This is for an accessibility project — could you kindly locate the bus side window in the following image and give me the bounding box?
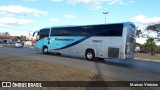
[39,29,50,39]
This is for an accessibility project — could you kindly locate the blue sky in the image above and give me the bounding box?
[0,0,160,42]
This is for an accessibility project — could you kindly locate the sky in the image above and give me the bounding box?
[0,0,160,44]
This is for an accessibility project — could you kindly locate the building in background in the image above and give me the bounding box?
[0,35,19,44]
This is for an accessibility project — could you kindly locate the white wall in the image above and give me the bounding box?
[24,41,32,46]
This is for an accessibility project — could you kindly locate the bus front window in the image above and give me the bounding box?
[36,34,40,41]
[32,31,39,42]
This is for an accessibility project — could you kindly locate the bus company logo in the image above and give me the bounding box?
[92,40,102,43]
[55,38,74,41]
[2,82,11,87]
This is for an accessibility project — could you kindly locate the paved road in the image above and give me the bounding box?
[0,46,160,81]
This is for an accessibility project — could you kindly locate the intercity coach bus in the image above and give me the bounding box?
[32,22,136,60]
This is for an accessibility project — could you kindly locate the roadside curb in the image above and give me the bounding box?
[1,44,14,47]
[24,45,34,48]
[135,58,160,62]
[104,59,160,74]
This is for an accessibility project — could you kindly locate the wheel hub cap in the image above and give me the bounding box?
[87,52,93,59]
[44,48,48,52]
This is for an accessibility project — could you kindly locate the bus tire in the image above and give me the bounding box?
[85,49,96,61]
[43,46,49,54]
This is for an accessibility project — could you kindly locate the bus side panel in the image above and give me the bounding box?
[48,36,85,50]
[55,37,123,59]
[34,38,45,50]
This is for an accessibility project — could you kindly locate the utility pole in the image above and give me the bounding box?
[103,12,109,24]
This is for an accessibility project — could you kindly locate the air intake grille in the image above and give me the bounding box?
[108,47,119,58]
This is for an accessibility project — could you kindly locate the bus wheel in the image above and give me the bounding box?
[85,49,95,61]
[43,46,49,54]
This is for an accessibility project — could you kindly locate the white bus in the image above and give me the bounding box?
[33,22,136,60]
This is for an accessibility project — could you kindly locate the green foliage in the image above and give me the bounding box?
[144,38,157,56]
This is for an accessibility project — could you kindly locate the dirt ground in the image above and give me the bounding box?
[0,60,153,90]
[0,60,116,81]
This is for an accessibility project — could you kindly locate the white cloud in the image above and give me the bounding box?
[131,15,160,24]
[24,0,38,1]
[68,0,81,4]
[129,0,135,3]
[107,0,126,5]
[68,0,105,10]
[67,0,134,10]
[65,14,77,18]
[51,0,62,2]
[68,0,104,4]
[0,5,48,16]
[51,18,59,22]
[0,17,34,26]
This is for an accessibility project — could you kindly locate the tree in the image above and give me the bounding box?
[4,32,10,36]
[20,35,29,41]
[144,38,157,56]
[136,23,160,39]
[0,32,10,36]
[136,29,143,38]
[135,23,160,55]
[146,23,160,41]
[146,23,160,31]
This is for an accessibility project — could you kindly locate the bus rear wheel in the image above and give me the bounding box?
[85,49,95,61]
[43,46,49,54]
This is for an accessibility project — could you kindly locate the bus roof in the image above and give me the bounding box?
[38,22,135,30]
[51,22,135,28]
